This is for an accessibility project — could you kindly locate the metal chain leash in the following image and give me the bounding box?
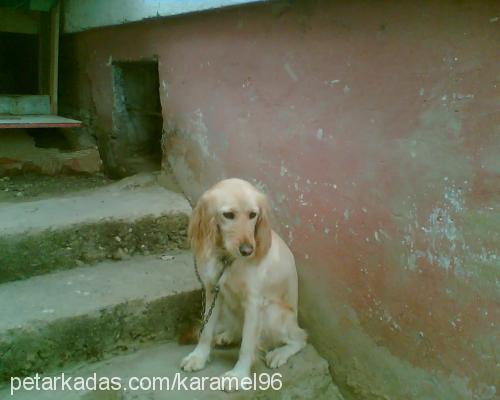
[193,255,233,335]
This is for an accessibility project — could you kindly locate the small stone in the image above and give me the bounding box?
[83,249,104,262]
[112,248,129,260]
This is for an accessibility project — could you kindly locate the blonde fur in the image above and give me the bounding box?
[181,178,307,391]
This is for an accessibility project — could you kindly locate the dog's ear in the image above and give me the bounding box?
[188,193,217,262]
[254,193,272,261]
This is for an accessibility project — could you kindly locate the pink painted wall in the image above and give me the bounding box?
[60,1,499,398]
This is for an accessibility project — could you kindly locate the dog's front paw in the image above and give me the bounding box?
[221,369,250,392]
[180,349,208,372]
[265,347,290,369]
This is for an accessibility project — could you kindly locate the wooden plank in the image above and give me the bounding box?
[49,1,60,114]
[0,95,51,115]
[0,115,81,129]
[38,12,51,94]
[0,7,40,34]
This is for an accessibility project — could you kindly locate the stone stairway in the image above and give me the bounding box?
[0,173,342,399]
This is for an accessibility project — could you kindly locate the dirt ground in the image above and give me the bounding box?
[0,173,113,202]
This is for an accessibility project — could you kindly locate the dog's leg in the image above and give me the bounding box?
[222,297,261,391]
[265,304,307,369]
[180,287,220,372]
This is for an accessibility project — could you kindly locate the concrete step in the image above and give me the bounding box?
[0,251,201,383]
[0,114,82,129]
[1,342,344,400]
[0,173,191,283]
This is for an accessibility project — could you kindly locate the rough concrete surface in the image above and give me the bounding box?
[0,174,190,236]
[0,173,191,282]
[0,173,112,203]
[0,252,201,382]
[1,342,343,400]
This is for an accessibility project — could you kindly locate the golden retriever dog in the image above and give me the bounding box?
[180,178,307,389]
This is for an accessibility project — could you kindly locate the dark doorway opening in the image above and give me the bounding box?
[111,60,163,175]
[0,32,39,94]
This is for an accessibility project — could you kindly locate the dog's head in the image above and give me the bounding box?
[188,178,272,263]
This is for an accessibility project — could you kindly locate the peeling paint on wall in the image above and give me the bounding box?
[401,181,499,287]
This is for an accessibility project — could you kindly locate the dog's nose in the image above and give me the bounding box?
[239,243,254,257]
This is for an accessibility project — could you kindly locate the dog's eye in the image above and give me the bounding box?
[223,212,235,220]
[249,211,257,219]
